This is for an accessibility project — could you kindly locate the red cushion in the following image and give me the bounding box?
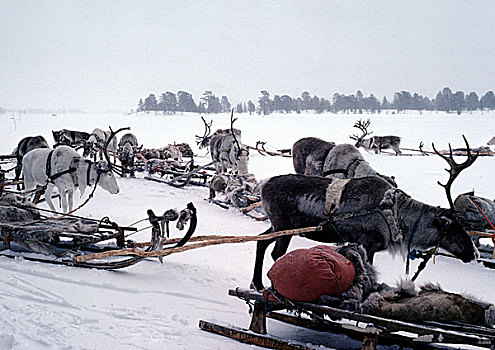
[267,245,356,302]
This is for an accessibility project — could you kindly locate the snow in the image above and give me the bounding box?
[1,110,494,349]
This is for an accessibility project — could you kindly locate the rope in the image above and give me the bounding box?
[470,199,495,244]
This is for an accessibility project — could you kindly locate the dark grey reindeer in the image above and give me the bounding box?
[251,137,479,290]
[13,136,50,190]
[350,119,402,156]
[52,129,90,147]
[117,133,140,177]
[292,137,396,187]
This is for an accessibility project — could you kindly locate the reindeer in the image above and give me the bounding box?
[251,137,479,290]
[292,137,336,175]
[117,133,139,177]
[22,146,120,213]
[196,111,249,175]
[13,136,50,190]
[292,138,396,186]
[350,119,402,155]
[322,143,397,186]
[52,129,90,147]
[84,128,118,161]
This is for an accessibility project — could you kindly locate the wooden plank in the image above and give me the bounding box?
[199,320,312,350]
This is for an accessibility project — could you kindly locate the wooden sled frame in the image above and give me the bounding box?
[199,288,495,350]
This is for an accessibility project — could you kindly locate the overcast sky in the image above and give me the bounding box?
[1,1,494,112]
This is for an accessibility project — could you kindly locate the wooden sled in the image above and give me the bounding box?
[0,203,197,269]
[199,288,495,350]
[145,160,215,188]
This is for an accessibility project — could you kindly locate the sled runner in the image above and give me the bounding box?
[200,288,495,350]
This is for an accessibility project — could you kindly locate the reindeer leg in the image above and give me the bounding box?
[15,161,22,190]
[271,236,293,261]
[45,184,57,212]
[251,227,275,291]
[60,189,68,213]
[67,189,74,212]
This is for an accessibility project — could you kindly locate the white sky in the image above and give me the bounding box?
[1,0,494,112]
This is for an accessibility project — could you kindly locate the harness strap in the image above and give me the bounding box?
[86,160,93,186]
[45,151,78,183]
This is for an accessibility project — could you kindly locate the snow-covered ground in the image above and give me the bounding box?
[1,110,494,349]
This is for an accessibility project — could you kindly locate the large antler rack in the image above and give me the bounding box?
[103,126,130,177]
[195,117,213,146]
[350,118,372,141]
[230,109,242,160]
[432,135,479,209]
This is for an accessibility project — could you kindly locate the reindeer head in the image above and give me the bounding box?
[196,117,213,149]
[432,136,479,262]
[350,119,373,148]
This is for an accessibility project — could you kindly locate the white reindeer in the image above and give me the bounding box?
[23,146,120,213]
[84,128,118,161]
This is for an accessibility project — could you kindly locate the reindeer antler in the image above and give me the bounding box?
[195,117,212,145]
[102,126,130,176]
[432,135,478,209]
[350,119,372,141]
[230,109,242,160]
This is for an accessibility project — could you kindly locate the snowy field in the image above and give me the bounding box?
[1,110,495,349]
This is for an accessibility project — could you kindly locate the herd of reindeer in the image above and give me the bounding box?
[5,116,495,294]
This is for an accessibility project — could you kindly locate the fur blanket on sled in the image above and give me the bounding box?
[315,243,495,327]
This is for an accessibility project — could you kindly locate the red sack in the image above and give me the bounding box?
[267,245,356,302]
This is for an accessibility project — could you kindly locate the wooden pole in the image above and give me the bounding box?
[75,226,320,262]
[199,320,311,350]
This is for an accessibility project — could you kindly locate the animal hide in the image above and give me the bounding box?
[0,194,40,222]
[323,179,350,215]
[317,244,379,311]
[361,280,495,327]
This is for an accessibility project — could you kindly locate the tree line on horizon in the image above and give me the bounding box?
[135,87,495,115]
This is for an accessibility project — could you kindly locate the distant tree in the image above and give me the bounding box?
[465,92,479,111]
[293,97,303,113]
[272,95,282,113]
[258,90,271,115]
[301,91,311,111]
[159,91,177,114]
[280,95,293,113]
[480,91,495,110]
[381,97,391,110]
[434,87,454,112]
[177,91,198,113]
[452,91,466,114]
[144,94,157,111]
[137,98,145,112]
[220,96,231,113]
[198,101,206,114]
[201,91,221,113]
[236,102,244,113]
[247,100,255,115]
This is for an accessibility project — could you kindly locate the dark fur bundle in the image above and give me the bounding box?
[317,244,380,310]
[361,279,495,327]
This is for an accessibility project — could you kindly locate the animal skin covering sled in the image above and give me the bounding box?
[0,195,197,269]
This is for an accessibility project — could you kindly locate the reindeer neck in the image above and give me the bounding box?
[395,193,438,245]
